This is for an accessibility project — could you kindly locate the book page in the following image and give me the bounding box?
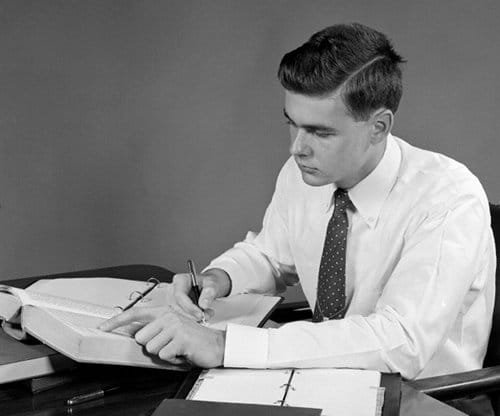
[28,278,171,310]
[188,368,292,405]
[284,368,382,416]
[3,286,116,319]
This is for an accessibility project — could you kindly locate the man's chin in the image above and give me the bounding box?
[300,171,330,187]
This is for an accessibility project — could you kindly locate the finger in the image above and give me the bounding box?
[160,354,185,366]
[143,329,174,355]
[173,273,205,319]
[134,320,163,345]
[172,273,192,293]
[158,340,184,364]
[198,284,217,310]
[202,307,215,320]
[98,307,161,332]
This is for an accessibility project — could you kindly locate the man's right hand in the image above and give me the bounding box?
[172,268,232,321]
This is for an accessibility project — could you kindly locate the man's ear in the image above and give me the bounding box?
[370,109,393,143]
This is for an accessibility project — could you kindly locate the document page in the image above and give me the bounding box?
[284,368,382,416]
[28,278,170,310]
[188,368,292,405]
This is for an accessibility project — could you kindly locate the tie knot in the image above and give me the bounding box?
[334,188,350,210]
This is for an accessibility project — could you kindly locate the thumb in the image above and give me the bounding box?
[198,285,217,309]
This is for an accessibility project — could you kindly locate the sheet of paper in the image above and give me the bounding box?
[284,368,382,416]
[189,368,292,405]
[207,294,280,330]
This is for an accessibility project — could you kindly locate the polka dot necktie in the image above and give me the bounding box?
[312,188,351,322]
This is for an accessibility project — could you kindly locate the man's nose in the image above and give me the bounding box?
[290,129,311,156]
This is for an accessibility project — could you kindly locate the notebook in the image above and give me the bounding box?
[187,368,385,416]
[0,278,282,373]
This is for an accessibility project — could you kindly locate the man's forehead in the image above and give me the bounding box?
[284,90,349,124]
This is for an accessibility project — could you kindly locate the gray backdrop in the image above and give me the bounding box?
[1,0,499,285]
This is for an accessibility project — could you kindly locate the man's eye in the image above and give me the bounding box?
[314,131,332,138]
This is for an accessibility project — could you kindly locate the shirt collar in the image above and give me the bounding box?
[325,134,401,229]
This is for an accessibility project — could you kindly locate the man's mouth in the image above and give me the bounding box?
[298,164,318,174]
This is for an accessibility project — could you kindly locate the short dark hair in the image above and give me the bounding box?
[278,23,405,121]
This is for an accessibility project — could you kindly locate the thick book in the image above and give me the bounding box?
[187,368,387,416]
[0,278,282,374]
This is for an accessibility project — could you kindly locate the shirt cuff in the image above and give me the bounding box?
[223,323,269,368]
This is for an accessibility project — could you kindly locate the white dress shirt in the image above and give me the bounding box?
[206,134,496,379]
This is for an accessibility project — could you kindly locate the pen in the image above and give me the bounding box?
[66,385,120,406]
[187,259,206,323]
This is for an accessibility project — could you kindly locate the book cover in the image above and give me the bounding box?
[0,329,75,384]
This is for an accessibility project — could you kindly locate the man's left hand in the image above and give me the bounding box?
[98,306,225,368]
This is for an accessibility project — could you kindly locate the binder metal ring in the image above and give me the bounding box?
[115,277,161,312]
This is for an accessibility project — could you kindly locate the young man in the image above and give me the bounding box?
[101,23,495,380]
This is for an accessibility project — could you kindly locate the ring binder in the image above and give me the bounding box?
[114,277,161,311]
[128,290,145,301]
[186,367,388,416]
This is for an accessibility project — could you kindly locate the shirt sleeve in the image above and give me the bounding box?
[205,161,297,296]
[224,194,494,379]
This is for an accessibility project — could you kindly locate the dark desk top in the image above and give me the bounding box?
[0,365,192,416]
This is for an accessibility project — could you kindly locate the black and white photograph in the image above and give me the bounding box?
[1,1,499,415]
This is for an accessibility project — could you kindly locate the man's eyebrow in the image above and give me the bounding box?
[282,108,338,132]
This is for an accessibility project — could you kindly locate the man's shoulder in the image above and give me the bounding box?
[392,135,488,212]
[394,135,481,189]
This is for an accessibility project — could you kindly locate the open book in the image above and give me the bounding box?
[0,278,282,372]
[187,368,385,416]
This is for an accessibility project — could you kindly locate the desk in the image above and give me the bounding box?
[0,268,466,416]
[0,370,465,416]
